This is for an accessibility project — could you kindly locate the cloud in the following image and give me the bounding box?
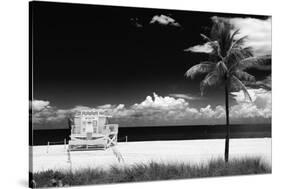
[184,42,214,53]
[213,16,272,56]
[31,100,50,111]
[97,104,114,109]
[169,93,202,100]
[230,17,271,56]
[187,17,271,56]
[200,105,225,119]
[133,93,188,110]
[31,100,93,124]
[230,88,271,119]
[244,75,271,90]
[32,89,271,128]
[150,14,180,27]
[31,100,59,124]
[111,93,203,125]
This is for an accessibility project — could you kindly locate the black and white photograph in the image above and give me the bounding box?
[29,1,271,188]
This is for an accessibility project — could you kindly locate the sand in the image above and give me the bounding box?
[31,138,271,173]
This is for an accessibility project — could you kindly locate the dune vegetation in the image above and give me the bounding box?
[31,157,271,188]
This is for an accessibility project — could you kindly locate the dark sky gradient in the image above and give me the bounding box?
[30,2,270,128]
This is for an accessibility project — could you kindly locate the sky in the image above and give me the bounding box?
[30,2,271,129]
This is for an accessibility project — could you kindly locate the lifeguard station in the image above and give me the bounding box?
[68,110,118,151]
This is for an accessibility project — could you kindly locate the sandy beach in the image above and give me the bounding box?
[31,138,271,173]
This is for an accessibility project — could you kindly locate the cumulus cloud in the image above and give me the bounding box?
[184,42,214,53]
[150,14,180,27]
[227,17,271,56]
[31,100,93,124]
[31,100,56,123]
[32,89,271,128]
[187,16,271,56]
[134,93,188,109]
[211,16,271,56]
[31,100,50,111]
[230,88,271,119]
[200,105,225,119]
[110,93,203,125]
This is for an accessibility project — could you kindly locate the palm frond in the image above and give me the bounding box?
[231,75,252,101]
[218,25,233,56]
[233,70,255,82]
[200,34,211,42]
[229,29,240,45]
[231,35,248,49]
[185,61,215,79]
[227,47,254,71]
[239,54,271,70]
[226,29,242,55]
[216,61,228,75]
[228,47,253,63]
[229,47,253,59]
[207,41,223,60]
[200,71,222,96]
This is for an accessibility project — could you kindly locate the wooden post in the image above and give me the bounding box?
[64,139,66,149]
[97,111,99,134]
[67,149,72,173]
[125,136,128,143]
[47,141,50,153]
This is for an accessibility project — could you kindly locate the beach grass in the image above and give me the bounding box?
[31,157,271,188]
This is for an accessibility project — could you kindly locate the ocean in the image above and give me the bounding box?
[30,124,271,146]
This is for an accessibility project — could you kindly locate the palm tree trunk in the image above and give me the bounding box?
[224,74,230,163]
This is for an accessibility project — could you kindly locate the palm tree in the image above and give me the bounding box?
[185,19,270,162]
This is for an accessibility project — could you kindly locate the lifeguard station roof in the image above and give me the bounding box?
[74,110,112,117]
